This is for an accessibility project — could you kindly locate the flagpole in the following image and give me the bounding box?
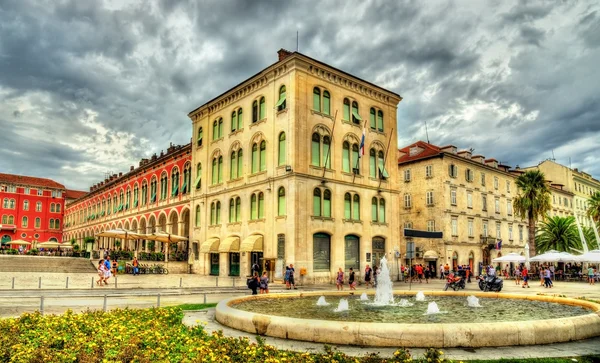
[377,128,394,191]
[352,119,368,184]
[321,110,338,179]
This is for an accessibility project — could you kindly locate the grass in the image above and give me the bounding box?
[463,357,600,363]
[173,303,217,310]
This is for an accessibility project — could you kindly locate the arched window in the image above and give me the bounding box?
[344,193,351,219]
[378,150,385,179]
[345,235,360,270]
[195,205,200,227]
[371,197,378,222]
[251,194,257,220]
[35,217,41,228]
[7,215,13,224]
[313,188,322,217]
[212,158,218,185]
[370,108,376,130]
[218,118,223,138]
[276,85,286,111]
[218,156,223,183]
[323,91,330,115]
[251,143,259,173]
[353,194,360,220]
[237,108,243,130]
[160,173,168,200]
[125,188,131,209]
[377,110,384,131]
[141,181,148,205]
[259,97,266,119]
[50,203,56,213]
[237,149,243,177]
[1,215,7,224]
[133,184,139,207]
[195,163,202,190]
[56,204,61,213]
[9,199,15,209]
[229,198,235,223]
[258,192,264,218]
[317,189,331,217]
[342,142,350,173]
[278,132,286,166]
[210,202,216,225]
[235,197,241,222]
[183,164,191,194]
[119,190,125,209]
[311,133,331,168]
[313,87,321,112]
[150,177,158,202]
[197,127,203,147]
[351,101,361,124]
[22,216,28,228]
[379,198,386,223]
[230,151,238,180]
[36,201,42,212]
[344,193,360,221]
[2,199,7,208]
[212,120,218,140]
[343,98,350,121]
[231,110,238,132]
[55,219,60,229]
[252,100,258,123]
[369,149,377,178]
[171,168,180,197]
[23,200,29,211]
[260,141,266,171]
[278,187,286,216]
[49,219,55,229]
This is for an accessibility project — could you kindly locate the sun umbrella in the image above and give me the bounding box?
[530,250,579,263]
[96,229,143,240]
[143,231,188,262]
[576,250,600,263]
[9,240,31,246]
[492,252,526,263]
[38,241,61,248]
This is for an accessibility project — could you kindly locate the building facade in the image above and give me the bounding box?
[188,49,402,282]
[0,173,66,246]
[397,141,528,274]
[522,160,600,228]
[63,143,192,254]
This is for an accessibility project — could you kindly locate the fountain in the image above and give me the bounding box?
[360,293,369,301]
[372,257,394,305]
[467,295,482,307]
[316,296,329,306]
[415,291,426,301]
[333,298,349,312]
[425,302,441,315]
[216,256,600,347]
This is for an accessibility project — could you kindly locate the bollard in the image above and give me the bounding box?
[38,277,41,289]
[11,277,14,290]
[157,293,161,308]
[66,277,69,289]
[115,277,117,289]
[179,277,182,288]
[40,296,44,315]
[91,277,95,288]
[216,277,218,287]
[103,295,107,312]
[203,293,206,304]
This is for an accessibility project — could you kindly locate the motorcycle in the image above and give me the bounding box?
[476,274,503,292]
[443,273,465,291]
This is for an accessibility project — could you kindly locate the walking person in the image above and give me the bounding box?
[439,264,445,280]
[103,256,112,285]
[132,257,139,276]
[288,264,297,289]
[248,272,260,295]
[424,266,430,284]
[284,266,291,289]
[96,260,105,286]
[588,266,596,285]
[521,266,530,288]
[259,271,269,294]
[349,267,356,290]
[364,265,373,288]
[515,266,521,285]
[544,267,553,288]
[336,267,344,291]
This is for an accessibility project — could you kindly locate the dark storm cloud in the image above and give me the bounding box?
[0,0,599,190]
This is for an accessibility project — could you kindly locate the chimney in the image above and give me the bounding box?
[151,153,157,161]
[485,159,498,169]
[130,166,134,172]
[440,145,457,154]
[471,155,485,164]
[167,143,176,154]
[118,172,123,177]
[457,150,472,159]
[277,48,292,61]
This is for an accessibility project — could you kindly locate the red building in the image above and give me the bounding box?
[64,143,192,254]
[0,173,66,248]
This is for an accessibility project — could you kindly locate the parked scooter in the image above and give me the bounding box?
[476,274,503,292]
[443,273,465,291]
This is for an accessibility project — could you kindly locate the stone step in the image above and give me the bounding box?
[0,255,96,273]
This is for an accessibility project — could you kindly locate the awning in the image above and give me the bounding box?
[172,184,178,196]
[200,238,220,253]
[352,109,362,121]
[218,236,240,253]
[240,235,264,252]
[275,92,286,107]
[0,224,16,231]
[194,176,201,189]
[423,250,439,260]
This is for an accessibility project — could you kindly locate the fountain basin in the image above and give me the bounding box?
[215,291,600,348]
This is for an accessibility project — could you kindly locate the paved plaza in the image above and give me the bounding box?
[1,272,599,360]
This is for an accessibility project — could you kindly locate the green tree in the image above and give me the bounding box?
[536,216,581,253]
[587,191,600,223]
[513,170,552,257]
[581,226,598,250]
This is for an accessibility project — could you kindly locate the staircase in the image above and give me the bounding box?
[0,255,96,273]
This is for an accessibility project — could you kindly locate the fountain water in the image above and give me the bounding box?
[415,291,426,301]
[360,293,369,301]
[467,295,482,307]
[316,296,330,306]
[425,302,440,314]
[334,298,349,312]
[373,257,394,306]
[398,299,414,307]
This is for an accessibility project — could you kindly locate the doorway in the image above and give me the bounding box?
[250,251,263,275]
[229,253,240,276]
[372,237,385,266]
[210,253,219,276]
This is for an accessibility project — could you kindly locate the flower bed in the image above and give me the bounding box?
[0,307,448,362]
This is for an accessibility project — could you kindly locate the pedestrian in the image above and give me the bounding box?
[288,264,297,289]
[132,257,139,276]
[544,267,553,288]
[514,265,521,285]
[112,257,118,276]
[103,256,112,285]
[252,261,260,276]
[424,266,430,284]
[522,265,530,288]
[439,264,445,280]
[336,267,344,291]
[248,272,260,295]
[260,271,269,294]
[349,267,356,290]
[444,263,450,277]
[588,265,595,285]
[364,265,373,288]
[415,264,423,283]
[284,266,291,289]
[466,264,471,283]
[96,260,105,286]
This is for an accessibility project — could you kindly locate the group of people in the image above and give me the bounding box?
[335,264,380,290]
[96,255,116,286]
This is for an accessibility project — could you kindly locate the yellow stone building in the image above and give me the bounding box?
[187,50,402,282]
[397,141,528,275]
[522,160,600,228]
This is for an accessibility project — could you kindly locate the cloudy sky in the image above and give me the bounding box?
[1,0,599,191]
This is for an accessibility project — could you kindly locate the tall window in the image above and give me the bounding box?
[311,133,331,168]
[236,150,243,178]
[494,176,499,189]
[313,188,331,217]
[230,151,238,180]
[171,168,180,197]
[125,189,131,209]
[404,169,411,182]
[343,98,350,121]
[313,87,331,115]
[278,187,286,216]
[160,173,168,200]
[468,219,474,237]
[212,117,224,140]
[425,165,433,178]
[36,201,42,212]
[50,204,56,213]
[344,193,360,220]
[229,197,242,222]
[451,217,458,236]
[250,192,265,220]
[495,198,500,213]
[259,97,266,120]
[482,194,487,211]
[351,101,361,124]
[278,132,286,166]
[404,194,412,208]
[35,217,41,228]
[133,184,139,207]
[508,224,513,240]
[426,191,434,206]
[210,201,221,225]
[119,191,124,210]
[22,216,28,228]
[313,233,331,272]
[371,197,386,223]
[23,200,29,211]
[2,199,7,208]
[427,220,435,232]
[449,164,458,178]
[466,169,474,182]
[370,108,383,131]
[342,141,360,174]
[231,110,238,132]
[251,142,266,173]
[49,219,55,229]
[195,205,201,227]
[252,100,259,123]
[212,156,223,184]
[150,178,157,203]
[481,172,486,186]
[467,192,473,208]
[197,127,203,147]
[141,181,148,205]
[507,201,513,215]
[376,110,383,131]
[195,163,202,190]
[182,164,191,194]
[496,222,501,238]
[313,87,321,112]
[276,85,286,111]
[450,189,457,205]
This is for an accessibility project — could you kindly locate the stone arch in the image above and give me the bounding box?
[342,132,360,144]
[168,210,179,235]
[311,123,331,137]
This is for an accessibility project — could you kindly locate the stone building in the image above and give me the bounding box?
[63,143,192,255]
[522,160,600,228]
[188,49,402,282]
[397,141,528,275]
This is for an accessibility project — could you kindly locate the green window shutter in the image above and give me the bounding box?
[212,159,217,184]
[216,203,221,224]
[278,194,285,216]
[275,92,286,107]
[311,137,320,166]
[133,200,138,208]
[251,195,257,220]
[252,145,258,173]
[260,143,266,171]
[323,91,330,115]
[313,89,320,111]
[351,109,362,121]
[231,113,237,132]
[323,141,331,169]
[259,98,266,119]
[258,194,264,218]
[344,194,351,219]
[212,122,217,140]
[218,158,223,183]
[218,120,223,138]
[151,191,156,203]
[118,204,123,211]
[195,175,201,189]
[171,184,178,197]
[370,108,376,129]
[237,109,243,130]
[379,167,390,179]
[278,134,286,166]
[342,144,350,172]
[181,179,187,194]
[230,153,237,180]
[229,199,235,223]
[370,154,376,178]
[351,145,359,173]
[323,196,331,217]
[313,194,321,217]
[343,103,350,121]
[237,150,243,177]
[235,198,241,222]
[371,199,378,222]
[377,111,384,131]
[379,200,386,223]
[353,195,360,220]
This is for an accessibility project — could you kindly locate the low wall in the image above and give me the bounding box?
[216,291,600,348]
[113,260,190,274]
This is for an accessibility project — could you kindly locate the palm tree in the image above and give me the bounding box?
[587,191,600,223]
[581,226,598,250]
[536,216,581,253]
[513,170,552,257]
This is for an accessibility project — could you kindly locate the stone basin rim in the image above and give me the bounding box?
[215,290,600,348]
